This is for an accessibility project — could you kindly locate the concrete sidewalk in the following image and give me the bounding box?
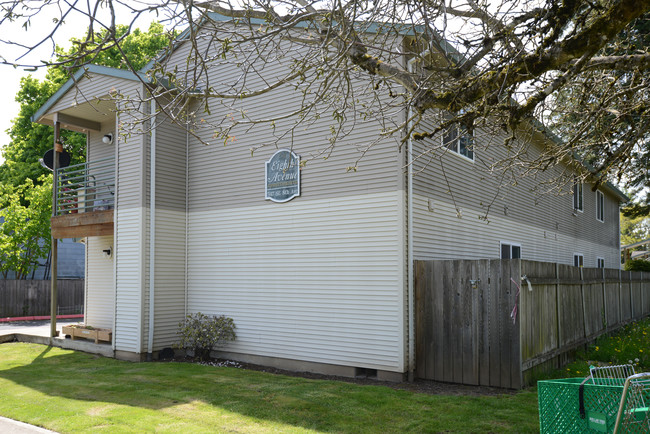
[0,319,82,337]
[0,416,56,433]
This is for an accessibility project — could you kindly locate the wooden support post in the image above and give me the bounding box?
[50,120,60,338]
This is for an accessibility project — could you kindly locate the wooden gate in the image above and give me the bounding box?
[415,259,522,389]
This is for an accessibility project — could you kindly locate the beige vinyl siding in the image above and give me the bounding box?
[185,117,405,371]
[411,115,621,266]
[171,26,406,371]
[85,236,114,329]
[114,82,148,354]
[151,115,187,350]
[88,128,116,162]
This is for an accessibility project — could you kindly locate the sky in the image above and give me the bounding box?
[0,2,163,164]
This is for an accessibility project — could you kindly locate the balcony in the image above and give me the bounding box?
[51,157,115,239]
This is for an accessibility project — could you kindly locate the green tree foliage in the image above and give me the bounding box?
[0,176,52,279]
[624,259,650,272]
[0,22,172,189]
[546,13,650,216]
[0,22,173,278]
[621,214,650,246]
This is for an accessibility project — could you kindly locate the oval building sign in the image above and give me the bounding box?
[265,149,300,203]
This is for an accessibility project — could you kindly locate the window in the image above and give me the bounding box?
[596,190,604,222]
[501,243,521,259]
[442,113,474,160]
[597,257,605,269]
[573,254,584,267]
[573,180,583,211]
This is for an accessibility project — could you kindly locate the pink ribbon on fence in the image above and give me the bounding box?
[510,277,521,325]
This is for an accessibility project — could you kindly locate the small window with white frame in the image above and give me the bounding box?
[596,190,604,222]
[442,112,474,161]
[573,253,584,267]
[500,242,521,259]
[597,257,605,269]
[573,179,583,212]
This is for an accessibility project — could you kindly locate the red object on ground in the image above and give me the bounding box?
[0,314,84,323]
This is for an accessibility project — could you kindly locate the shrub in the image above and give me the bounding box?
[175,312,236,361]
[623,258,650,272]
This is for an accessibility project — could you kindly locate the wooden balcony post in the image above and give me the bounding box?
[50,120,60,338]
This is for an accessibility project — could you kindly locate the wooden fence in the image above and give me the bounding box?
[0,279,84,318]
[415,259,650,389]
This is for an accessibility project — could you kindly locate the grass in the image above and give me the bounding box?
[0,343,539,433]
[541,316,650,380]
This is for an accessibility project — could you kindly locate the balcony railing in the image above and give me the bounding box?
[55,157,115,216]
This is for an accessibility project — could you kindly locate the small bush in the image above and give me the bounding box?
[175,312,236,361]
[623,258,650,272]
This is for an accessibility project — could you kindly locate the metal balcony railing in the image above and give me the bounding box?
[55,157,115,216]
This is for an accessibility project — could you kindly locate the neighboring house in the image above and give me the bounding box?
[0,216,84,280]
[31,15,626,380]
[622,239,650,263]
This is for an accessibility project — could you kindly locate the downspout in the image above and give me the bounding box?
[147,99,157,359]
[50,117,61,338]
[184,116,189,318]
[406,57,416,381]
[113,106,119,351]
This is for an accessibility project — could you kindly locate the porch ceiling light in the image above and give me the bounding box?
[102,133,113,144]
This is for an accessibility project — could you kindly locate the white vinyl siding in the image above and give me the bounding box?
[84,235,114,329]
[114,82,148,354]
[187,192,404,371]
[151,115,187,350]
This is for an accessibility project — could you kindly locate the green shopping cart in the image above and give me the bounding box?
[538,364,650,433]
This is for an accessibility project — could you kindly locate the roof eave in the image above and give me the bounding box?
[31,64,148,124]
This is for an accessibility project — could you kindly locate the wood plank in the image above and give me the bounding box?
[414,261,425,379]
[51,209,114,239]
[499,260,512,389]
[510,259,522,390]
[432,260,445,381]
[51,209,114,227]
[452,261,464,384]
[461,260,478,385]
[51,222,114,239]
[478,259,490,386]
[488,259,502,387]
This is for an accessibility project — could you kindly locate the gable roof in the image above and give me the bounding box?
[33,14,628,203]
[31,64,148,124]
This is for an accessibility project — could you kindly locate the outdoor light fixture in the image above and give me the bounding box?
[102,133,114,144]
[102,247,113,258]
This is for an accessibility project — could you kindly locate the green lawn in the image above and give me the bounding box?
[0,343,539,433]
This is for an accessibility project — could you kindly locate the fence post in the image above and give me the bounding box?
[618,268,622,325]
[555,263,561,356]
[602,266,607,334]
[629,271,634,321]
[580,266,587,340]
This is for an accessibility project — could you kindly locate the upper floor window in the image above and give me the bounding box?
[597,257,605,268]
[573,180,583,211]
[596,190,604,222]
[442,113,474,161]
[501,242,521,259]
